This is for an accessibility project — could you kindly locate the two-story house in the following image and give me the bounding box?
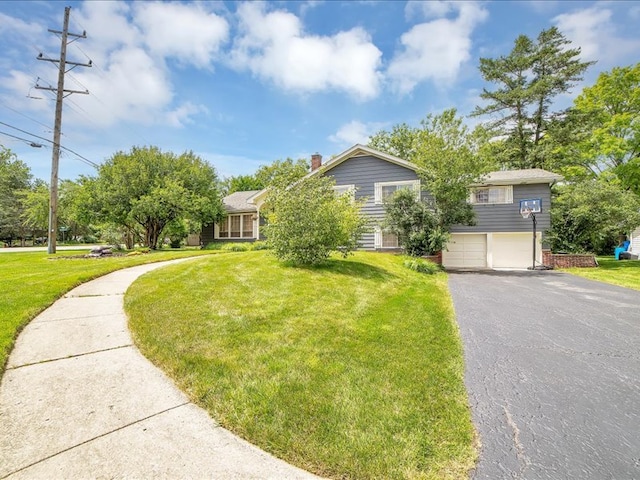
[202,144,562,269]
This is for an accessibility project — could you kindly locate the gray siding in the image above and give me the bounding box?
[451,184,552,234]
[325,155,419,249]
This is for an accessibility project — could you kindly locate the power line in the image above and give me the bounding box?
[0,99,53,131]
[0,121,98,168]
[0,130,46,148]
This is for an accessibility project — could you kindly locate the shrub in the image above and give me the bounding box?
[221,243,252,252]
[251,241,270,251]
[263,175,369,265]
[403,257,442,274]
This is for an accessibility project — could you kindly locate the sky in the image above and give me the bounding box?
[1,0,639,183]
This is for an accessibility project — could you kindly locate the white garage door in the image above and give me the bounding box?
[443,234,487,268]
[492,233,541,269]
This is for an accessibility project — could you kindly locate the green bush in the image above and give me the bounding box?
[221,243,252,252]
[251,241,270,251]
[403,257,442,274]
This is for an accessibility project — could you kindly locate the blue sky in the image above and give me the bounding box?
[1,1,639,182]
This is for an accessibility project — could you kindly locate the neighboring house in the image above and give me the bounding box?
[201,190,262,244]
[202,144,562,269]
[629,226,640,255]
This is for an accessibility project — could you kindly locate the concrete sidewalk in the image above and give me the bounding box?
[0,259,319,479]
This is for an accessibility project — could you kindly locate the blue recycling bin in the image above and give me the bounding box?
[615,247,626,260]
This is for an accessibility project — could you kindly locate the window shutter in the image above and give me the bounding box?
[506,185,513,203]
[374,183,382,204]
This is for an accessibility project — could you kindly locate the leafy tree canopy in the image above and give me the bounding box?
[548,177,640,255]
[87,146,224,249]
[222,158,310,195]
[370,109,489,232]
[0,146,32,242]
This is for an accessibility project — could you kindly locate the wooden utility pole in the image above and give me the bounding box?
[36,6,90,254]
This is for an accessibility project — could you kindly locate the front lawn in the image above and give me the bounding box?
[564,256,640,291]
[0,249,215,373]
[126,251,476,479]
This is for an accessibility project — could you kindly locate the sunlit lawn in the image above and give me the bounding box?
[564,256,640,291]
[0,248,215,373]
[126,251,476,479]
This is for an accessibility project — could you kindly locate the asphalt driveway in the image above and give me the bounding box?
[448,271,640,479]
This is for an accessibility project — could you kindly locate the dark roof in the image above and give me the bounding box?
[222,190,261,213]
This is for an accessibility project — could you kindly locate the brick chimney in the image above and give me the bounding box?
[311,153,322,171]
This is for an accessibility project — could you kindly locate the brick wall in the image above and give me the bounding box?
[542,251,598,268]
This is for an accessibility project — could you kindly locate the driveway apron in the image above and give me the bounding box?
[448,271,640,480]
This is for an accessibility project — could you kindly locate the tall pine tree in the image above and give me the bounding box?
[472,27,594,169]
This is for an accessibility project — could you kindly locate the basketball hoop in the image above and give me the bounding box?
[520,207,532,219]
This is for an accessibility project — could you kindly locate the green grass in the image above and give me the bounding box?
[0,249,216,373]
[563,256,640,291]
[126,251,476,479]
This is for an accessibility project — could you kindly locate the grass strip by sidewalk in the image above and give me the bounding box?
[0,249,215,374]
[563,257,640,291]
[126,251,476,479]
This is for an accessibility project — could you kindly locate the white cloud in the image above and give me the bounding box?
[387,2,488,94]
[553,6,640,64]
[166,102,209,128]
[229,3,382,99]
[68,47,174,128]
[134,2,229,68]
[328,120,385,146]
[404,0,457,20]
[0,12,45,37]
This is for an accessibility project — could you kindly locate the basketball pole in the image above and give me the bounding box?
[531,213,537,270]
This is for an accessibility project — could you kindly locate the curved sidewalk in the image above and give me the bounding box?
[1,259,319,479]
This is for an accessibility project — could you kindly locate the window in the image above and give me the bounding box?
[374,180,420,204]
[217,214,255,239]
[242,214,253,237]
[381,231,399,248]
[374,227,400,249]
[469,185,513,205]
[333,184,355,197]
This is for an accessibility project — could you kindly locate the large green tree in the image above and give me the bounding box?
[0,147,32,245]
[87,146,224,249]
[572,63,640,191]
[548,178,640,255]
[472,27,593,169]
[370,109,489,233]
[264,175,368,265]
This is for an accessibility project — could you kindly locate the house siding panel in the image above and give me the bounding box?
[451,184,552,234]
[325,155,420,250]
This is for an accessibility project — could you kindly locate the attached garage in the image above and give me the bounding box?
[491,233,541,269]
[443,232,542,269]
[442,234,487,268]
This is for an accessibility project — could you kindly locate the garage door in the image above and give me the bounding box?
[492,233,541,269]
[443,234,487,268]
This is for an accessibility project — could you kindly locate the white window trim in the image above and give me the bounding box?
[469,185,513,205]
[374,226,400,249]
[374,179,420,205]
[215,213,256,239]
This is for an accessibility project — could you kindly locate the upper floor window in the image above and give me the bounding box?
[469,185,513,205]
[374,180,420,204]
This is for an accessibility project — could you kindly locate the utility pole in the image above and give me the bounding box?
[36,6,90,254]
